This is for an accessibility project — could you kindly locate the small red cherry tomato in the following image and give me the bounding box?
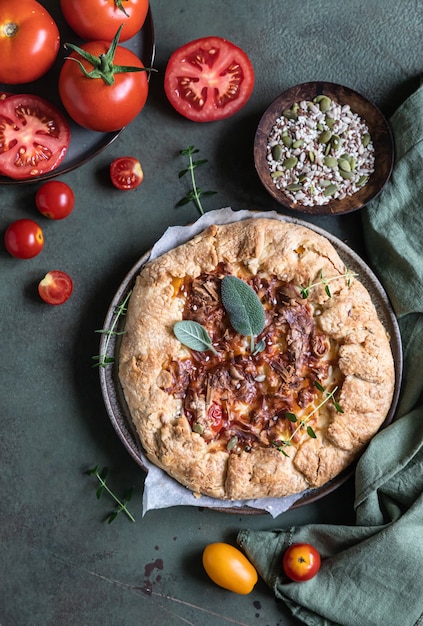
[164,36,254,122]
[202,543,258,594]
[35,181,75,220]
[4,219,44,259]
[110,156,144,190]
[282,543,321,582]
[38,270,73,305]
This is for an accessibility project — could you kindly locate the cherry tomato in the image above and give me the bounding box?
[202,543,258,594]
[58,36,149,132]
[110,156,144,190]
[282,543,321,582]
[38,270,73,305]
[0,0,60,84]
[60,0,149,42]
[0,94,70,180]
[35,181,75,219]
[207,402,224,433]
[164,37,254,122]
[4,219,44,259]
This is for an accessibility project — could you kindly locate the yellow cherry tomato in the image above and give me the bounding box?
[202,542,258,594]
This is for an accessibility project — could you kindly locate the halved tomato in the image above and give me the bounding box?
[164,37,254,122]
[110,156,144,190]
[0,94,70,180]
[38,270,73,305]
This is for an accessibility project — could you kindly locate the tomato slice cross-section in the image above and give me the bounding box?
[38,270,73,305]
[164,37,254,122]
[110,156,144,190]
[0,94,70,180]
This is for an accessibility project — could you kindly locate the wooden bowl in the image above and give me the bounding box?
[254,82,394,215]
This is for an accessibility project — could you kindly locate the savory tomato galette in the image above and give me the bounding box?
[118,218,395,500]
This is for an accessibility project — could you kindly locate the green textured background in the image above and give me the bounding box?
[1,1,422,624]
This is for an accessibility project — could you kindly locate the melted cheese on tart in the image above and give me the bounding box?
[160,264,341,455]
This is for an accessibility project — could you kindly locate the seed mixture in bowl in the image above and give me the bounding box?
[266,96,375,207]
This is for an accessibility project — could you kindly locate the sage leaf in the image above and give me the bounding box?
[221,276,265,339]
[173,320,218,355]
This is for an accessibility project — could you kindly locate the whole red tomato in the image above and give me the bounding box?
[58,30,149,131]
[60,0,149,42]
[4,219,44,259]
[164,37,254,122]
[35,181,75,219]
[0,0,60,84]
[282,543,321,582]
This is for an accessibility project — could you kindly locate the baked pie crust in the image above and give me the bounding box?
[118,218,395,500]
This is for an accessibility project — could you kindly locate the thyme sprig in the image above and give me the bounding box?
[299,269,358,299]
[176,146,217,215]
[92,290,132,368]
[273,381,343,456]
[86,465,136,523]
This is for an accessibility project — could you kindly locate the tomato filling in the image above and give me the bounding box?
[161,265,338,452]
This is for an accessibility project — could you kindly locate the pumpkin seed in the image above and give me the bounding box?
[325,116,336,128]
[357,174,369,186]
[318,130,332,144]
[292,139,305,149]
[338,158,351,172]
[282,135,293,147]
[308,150,315,163]
[271,170,284,178]
[193,423,204,434]
[331,134,342,149]
[283,108,298,120]
[323,156,338,168]
[339,169,354,179]
[318,95,331,113]
[323,183,338,196]
[227,436,238,450]
[362,133,371,147]
[286,182,303,191]
[271,144,283,160]
[283,156,298,169]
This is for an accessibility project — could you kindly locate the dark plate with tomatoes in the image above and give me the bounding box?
[0,0,155,185]
[98,212,403,514]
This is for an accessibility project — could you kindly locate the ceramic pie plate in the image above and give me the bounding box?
[98,213,403,514]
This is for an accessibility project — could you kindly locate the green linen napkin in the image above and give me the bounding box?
[237,84,423,626]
